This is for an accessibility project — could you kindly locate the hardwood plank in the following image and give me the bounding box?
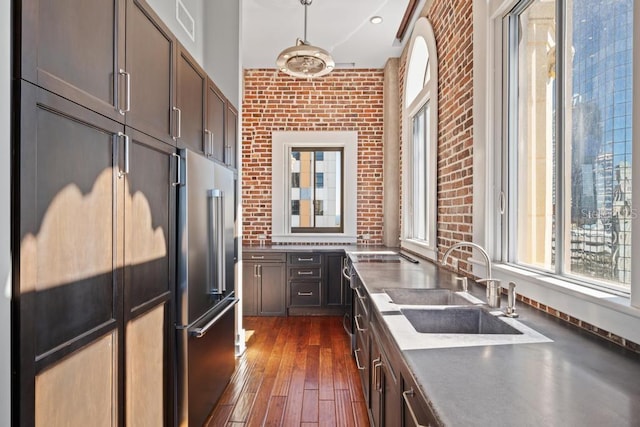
[304,345,320,390]
[300,424,318,427]
[205,404,233,427]
[318,400,337,427]
[209,316,368,427]
[318,347,334,400]
[228,392,257,423]
[301,389,319,423]
[281,347,307,425]
[352,400,370,427]
[335,389,357,427]
[245,376,276,427]
[263,396,286,427]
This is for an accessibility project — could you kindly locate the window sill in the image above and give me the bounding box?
[470,259,640,343]
[272,234,357,244]
[400,239,438,263]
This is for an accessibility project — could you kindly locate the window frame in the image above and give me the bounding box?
[271,131,358,244]
[472,0,640,343]
[289,146,344,234]
[401,17,439,261]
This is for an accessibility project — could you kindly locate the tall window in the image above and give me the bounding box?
[507,0,633,291]
[289,148,343,233]
[402,17,438,257]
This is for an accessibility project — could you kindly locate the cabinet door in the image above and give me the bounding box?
[206,78,226,162]
[401,373,440,427]
[326,254,346,307]
[259,263,286,316]
[18,0,126,122]
[242,262,258,316]
[176,45,206,154]
[123,127,176,315]
[225,103,238,168]
[125,0,176,145]
[17,81,123,425]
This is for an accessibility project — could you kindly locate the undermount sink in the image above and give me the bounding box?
[384,288,477,306]
[401,307,523,335]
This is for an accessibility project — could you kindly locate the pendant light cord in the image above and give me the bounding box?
[303,0,308,43]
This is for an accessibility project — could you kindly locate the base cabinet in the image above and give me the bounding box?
[350,273,442,427]
[242,253,286,316]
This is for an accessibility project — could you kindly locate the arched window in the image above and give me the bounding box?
[402,17,438,260]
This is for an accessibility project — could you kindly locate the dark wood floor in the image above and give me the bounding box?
[205,316,370,427]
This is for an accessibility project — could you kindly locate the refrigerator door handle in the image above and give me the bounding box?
[190,299,238,338]
[208,189,225,294]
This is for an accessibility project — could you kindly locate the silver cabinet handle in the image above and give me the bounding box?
[118,69,131,115]
[171,153,181,186]
[254,264,258,278]
[258,265,262,278]
[372,358,382,391]
[251,255,265,260]
[354,286,366,300]
[342,313,352,336]
[297,257,314,262]
[353,348,365,370]
[403,388,428,427]
[342,265,351,281]
[354,314,366,332]
[173,106,182,140]
[297,271,314,276]
[117,132,130,178]
[191,299,238,338]
[204,129,211,156]
[297,291,313,296]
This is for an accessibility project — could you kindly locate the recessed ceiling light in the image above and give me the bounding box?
[370,16,383,24]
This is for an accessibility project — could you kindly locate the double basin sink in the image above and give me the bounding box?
[375,288,551,350]
[384,288,521,335]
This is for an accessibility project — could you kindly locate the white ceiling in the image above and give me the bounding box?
[242,0,419,69]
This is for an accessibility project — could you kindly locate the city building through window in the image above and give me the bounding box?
[506,0,633,291]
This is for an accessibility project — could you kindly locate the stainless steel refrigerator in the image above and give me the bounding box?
[175,149,238,427]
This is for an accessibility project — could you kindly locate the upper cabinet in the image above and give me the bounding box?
[16,0,126,122]
[225,103,238,169]
[206,78,226,162]
[17,0,178,145]
[176,45,207,154]
[124,0,177,145]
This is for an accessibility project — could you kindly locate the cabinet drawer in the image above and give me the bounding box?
[290,281,322,306]
[288,253,322,265]
[289,267,322,279]
[244,252,286,262]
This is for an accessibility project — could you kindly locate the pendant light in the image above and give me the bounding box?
[276,0,335,78]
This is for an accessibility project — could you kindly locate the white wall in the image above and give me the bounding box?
[1,0,11,424]
[203,0,241,108]
[146,0,205,65]
[146,0,241,108]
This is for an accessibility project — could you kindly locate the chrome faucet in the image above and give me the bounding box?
[441,242,501,308]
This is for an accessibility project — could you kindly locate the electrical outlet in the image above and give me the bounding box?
[362,233,371,240]
[451,258,459,270]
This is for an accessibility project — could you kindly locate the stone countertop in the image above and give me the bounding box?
[242,244,388,253]
[350,252,640,426]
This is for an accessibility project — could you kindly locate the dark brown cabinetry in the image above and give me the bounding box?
[401,372,440,427]
[349,269,442,427]
[225,104,238,168]
[242,252,286,316]
[370,320,400,427]
[15,82,176,425]
[206,79,226,162]
[125,0,177,145]
[176,45,206,153]
[16,0,126,122]
[287,252,349,316]
[16,0,178,144]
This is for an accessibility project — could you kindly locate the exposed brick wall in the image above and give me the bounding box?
[399,0,475,269]
[242,69,385,246]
